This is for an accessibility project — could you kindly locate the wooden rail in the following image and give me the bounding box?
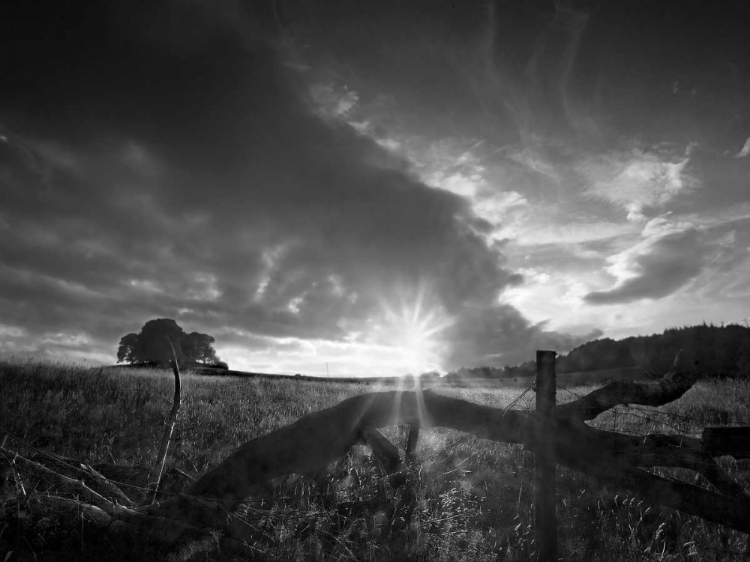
[151,369,750,536]
[5,368,749,550]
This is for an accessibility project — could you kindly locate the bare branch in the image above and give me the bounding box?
[27,452,136,507]
[147,338,182,502]
[555,370,698,423]
[1,445,123,512]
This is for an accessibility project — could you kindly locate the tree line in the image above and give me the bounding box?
[118,320,750,379]
[451,323,750,380]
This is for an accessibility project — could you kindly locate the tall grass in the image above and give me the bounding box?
[1,359,749,561]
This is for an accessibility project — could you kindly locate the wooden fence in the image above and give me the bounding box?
[3,353,750,559]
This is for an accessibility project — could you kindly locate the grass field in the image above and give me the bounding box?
[1,358,749,561]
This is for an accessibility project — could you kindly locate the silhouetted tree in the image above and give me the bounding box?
[182,331,218,364]
[117,319,222,368]
[736,336,750,379]
[117,333,140,364]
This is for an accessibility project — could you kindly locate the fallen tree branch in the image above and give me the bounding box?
[555,370,698,423]
[361,427,402,474]
[0,446,220,548]
[6,368,747,551]
[27,452,136,507]
[554,439,750,534]
[90,463,195,501]
[168,390,530,511]
[1,446,124,512]
[151,374,750,536]
[579,429,747,498]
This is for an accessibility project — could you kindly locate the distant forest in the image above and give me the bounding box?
[452,323,750,380]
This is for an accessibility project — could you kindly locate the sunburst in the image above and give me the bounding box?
[376,282,454,375]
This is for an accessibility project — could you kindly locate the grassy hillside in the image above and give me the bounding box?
[1,359,749,561]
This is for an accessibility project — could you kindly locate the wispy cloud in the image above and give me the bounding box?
[2,1,749,373]
[578,145,698,221]
[584,216,740,305]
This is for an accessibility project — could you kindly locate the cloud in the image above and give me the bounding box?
[8,1,747,372]
[584,217,739,305]
[737,137,750,158]
[579,145,698,221]
[1,1,581,373]
[443,302,602,368]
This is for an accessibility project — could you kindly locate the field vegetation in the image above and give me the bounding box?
[1,358,749,561]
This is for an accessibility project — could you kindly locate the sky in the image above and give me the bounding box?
[1,0,749,377]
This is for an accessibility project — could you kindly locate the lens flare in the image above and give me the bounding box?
[375,282,454,375]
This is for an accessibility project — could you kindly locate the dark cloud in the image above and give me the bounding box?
[584,227,739,305]
[6,1,744,371]
[2,0,578,370]
[443,303,604,368]
[279,0,750,151]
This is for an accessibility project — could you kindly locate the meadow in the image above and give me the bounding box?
[1,359,749,561]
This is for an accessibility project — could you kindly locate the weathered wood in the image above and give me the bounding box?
[175,391,529,510]
[152,375,750,536]
[26,452,136,507]
[405,424,419,464]
[1,446,122,512]
[8,369,748,548]
[555,370,698,423]
[620,467,750,535]
[556,442,750,535]
[534,350,557,562]
[147,344,182,502]
[702,427,750,459]
[91,463,195,500]
[361,427,402,474]
[176,374,705,509]
[0,446,214,546]
[579,429,747,498]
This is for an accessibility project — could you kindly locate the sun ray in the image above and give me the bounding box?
[372,281,454,375]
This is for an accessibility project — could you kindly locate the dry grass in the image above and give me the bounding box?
[1,358,749,561]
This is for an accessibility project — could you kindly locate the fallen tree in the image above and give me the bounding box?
[152,368,750,534]
[3,366,749,558]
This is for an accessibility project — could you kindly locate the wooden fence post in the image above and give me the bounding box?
[535,350,557,561]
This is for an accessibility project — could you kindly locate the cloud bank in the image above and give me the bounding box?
[2,1,749,372]
[0,1,601,373]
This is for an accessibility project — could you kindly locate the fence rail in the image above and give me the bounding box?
[3,354,749,556]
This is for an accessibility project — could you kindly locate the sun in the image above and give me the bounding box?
[376,282,454,375]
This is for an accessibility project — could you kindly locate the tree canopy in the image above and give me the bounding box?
[558,323,750,377]
[117,319,223,368]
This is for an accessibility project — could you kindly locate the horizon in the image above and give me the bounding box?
[5,318,746,380]
[1,1,749,377]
